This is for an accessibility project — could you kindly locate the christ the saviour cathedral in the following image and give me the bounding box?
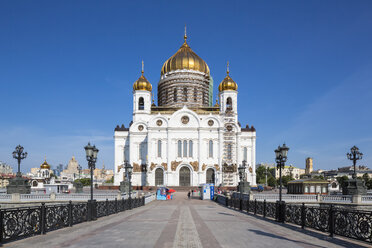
[114,32,256,187]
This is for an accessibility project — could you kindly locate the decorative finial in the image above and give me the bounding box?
[184,24,187,42]
[227,61,230,75]
[141,60,144,75]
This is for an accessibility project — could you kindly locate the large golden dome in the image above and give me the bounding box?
[161,35,210,76]
[40,159,50,169]
[219,63,238,91]
[133,62,152,91]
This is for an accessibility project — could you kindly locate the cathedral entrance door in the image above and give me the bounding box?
[179,166,190,186]
[206,168,215,184]
[155,168,164,186]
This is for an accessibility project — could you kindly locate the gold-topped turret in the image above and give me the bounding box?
[40,158,50,169]
[161,28,210,76]
[218,61,238,91]
[133,61,152,91]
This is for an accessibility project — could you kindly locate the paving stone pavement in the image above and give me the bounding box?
[4,192,370,248]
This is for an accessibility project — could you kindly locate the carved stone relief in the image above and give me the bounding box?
[190,161,199,171]
[202,163,207,171]
[150,163,156,171]
[171,161,181,171]
[133,163,141,172]
[214,164,220,171]
[161,162,168,171]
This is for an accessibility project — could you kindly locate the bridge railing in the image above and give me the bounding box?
[216,194,372,244]
[0,196,147,244]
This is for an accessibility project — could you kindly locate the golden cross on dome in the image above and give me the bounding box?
[141,60,144,74]
[227,61,230,75]
[184,24,187,42]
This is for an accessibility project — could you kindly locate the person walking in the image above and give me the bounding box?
[187,190,191,199]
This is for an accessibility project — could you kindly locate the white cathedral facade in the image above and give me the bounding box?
[114,33,256,187]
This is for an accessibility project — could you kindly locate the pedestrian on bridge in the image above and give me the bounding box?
[187,190,191,199]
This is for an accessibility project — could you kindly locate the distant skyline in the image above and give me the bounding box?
[1,1,372,172]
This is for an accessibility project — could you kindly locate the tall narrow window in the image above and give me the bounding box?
[174,88,177,102]
[194,87,197,101]
[202,92,205,105]
[138,97,144,110]
[243,147,247,161]
[227,144,232,160]
[226,97,232,110]
[183,140,187,157]
[157,140,162,158]
[165,89,168,104]
[209,140,213,158]
[139,144,146,161]
[183,87,187,102]
[189,141,193,157]
[177,140,182,157]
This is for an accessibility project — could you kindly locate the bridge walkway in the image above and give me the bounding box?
[6,192,368,248]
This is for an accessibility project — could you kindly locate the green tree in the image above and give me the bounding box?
[313,175,325,180]
[267,176,277,187]
[74,178,91,186]
[336,176,348,188]
[277,175,294,187]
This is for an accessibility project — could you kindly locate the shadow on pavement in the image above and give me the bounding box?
[222,204,368,248]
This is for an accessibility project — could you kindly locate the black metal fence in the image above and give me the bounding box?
[216,194,372,243]
[0,197,145,244]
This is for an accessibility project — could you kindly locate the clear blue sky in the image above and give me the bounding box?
[1,0,372,173]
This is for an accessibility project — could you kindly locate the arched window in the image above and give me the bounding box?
[183,140,188,157]
[183,87,187,102]
[138,97,144,110]
[227,144,232,160]
[157,140,162,158]
[209,140,213,158]
[202,92,206,105]
[226,97,232,110]
[165,89,168,104]
[194,87,197,101]
[243,147,247,161]
[174,88,177,102]
[189,140,193,157]
[178,140,182,157]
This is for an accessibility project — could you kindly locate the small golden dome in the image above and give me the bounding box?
[40,159,50,169]
[133,61,152,91]
[218,62,238,91]
[161,34,210,76]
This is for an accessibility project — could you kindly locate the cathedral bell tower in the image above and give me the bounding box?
[133,61,152,121]
[219,62,238,115]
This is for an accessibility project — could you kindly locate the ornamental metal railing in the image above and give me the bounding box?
[216,194,372,243]
[0,196,148,244]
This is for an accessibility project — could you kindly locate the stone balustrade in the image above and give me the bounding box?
[231,192,372,204]
[0,192,144,203]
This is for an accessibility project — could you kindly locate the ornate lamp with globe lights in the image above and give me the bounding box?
[275,143,289,222]
[84,142,99,220]
[343,146,367,195]
[7,145,31,194]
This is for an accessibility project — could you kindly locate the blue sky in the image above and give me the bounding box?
[1,0,372,173]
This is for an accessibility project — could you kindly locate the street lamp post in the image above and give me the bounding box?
[7,145,31,194]
[84,142,99,220]
[238,161,247,210]
[125,162,133,209]
[347,146,363,179]
[275,143,289,222]
[343,146,366,195]
[13,145,27,177]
